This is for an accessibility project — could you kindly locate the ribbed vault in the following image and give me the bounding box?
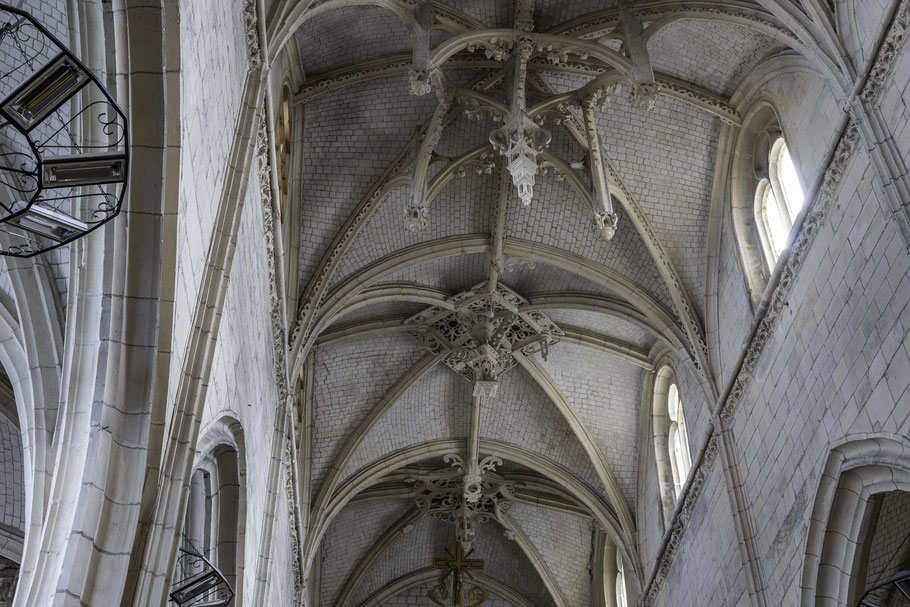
[286,0,819,603]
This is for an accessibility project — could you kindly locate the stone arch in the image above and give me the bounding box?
[709,51,826,323]
[305,438,643,601]
[195,416,247,600]
[0,304,39,550]
[800,435,910,606]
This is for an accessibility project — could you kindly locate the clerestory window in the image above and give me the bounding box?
[667,383,692,498]
[615,552,628,607]
[755,139,804,266]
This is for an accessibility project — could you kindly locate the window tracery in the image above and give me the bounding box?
[755,138,804,267]
[666,383,692,499]
[615,552,629,607]
[653,365,692,520]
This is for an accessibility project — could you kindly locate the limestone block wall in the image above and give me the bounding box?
[730,138,910,605]
[881,24,910,162]
[651,464,748,606]
[169,0,249,413]
[714,63,842,389]
[638,5,910,606]
[643,41,910,607]
[839,0,897,72]
[198,166,294,602]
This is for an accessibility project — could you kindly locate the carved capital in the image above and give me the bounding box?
[582,84,618,110]
[467,37,514,61]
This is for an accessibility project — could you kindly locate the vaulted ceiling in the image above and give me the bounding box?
[285,1,808,604]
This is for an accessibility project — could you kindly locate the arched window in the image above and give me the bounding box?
[755,138,804,266]
[181,418,246,601]
[213,446,241,590]
[615,551,628,607]
[801,438,910,606]
[667,383,692,499]
[182,468,212,558]
[653,365,693,522]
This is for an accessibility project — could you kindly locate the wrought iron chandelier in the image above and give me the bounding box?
[0,3,128,257]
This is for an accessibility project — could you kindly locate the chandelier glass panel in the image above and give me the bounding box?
[0,4,128,257]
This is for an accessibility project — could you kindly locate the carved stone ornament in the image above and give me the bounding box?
[255,112,303,595]
[629,81,658,112]
[406,456,516,551]
[456,152,497,177]
[860,0,910,105]
[466,37,514,61]
[242,0,261,70]
[404,282,563,395]
[405,202,429,232]
[409,68,434,96]
[593,211,618,241]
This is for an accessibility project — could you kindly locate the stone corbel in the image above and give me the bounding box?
[408,0,438,95]
[618,0,656,111]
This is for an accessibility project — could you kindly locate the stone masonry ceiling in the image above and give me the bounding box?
[287,1,807,605]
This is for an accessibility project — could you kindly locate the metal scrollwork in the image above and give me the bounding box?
[428,582,450,607]
[169,548,235,607]
[0,3,129,256]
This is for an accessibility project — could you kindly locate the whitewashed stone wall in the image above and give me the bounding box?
[198,155,294,601]
[729,143,910,604]
[169,0,248,415]
[644,21,910,607]
[839,0,896,72]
